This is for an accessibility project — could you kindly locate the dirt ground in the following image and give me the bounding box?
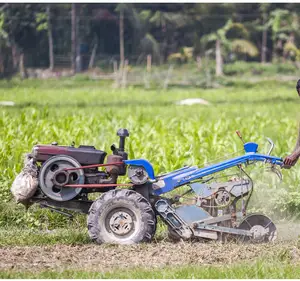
[0,241,299,273]
[1,223,300,273]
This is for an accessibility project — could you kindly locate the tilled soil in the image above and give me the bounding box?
[1,241,300,273]
[1,223,300,273]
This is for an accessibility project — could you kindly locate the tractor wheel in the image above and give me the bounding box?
[87,189,156,245]
[237,214,277,243]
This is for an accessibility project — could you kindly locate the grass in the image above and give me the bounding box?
[1,73,300,278]
[1,260,300,278]
[1,76,300,225]
[0,227,90,246]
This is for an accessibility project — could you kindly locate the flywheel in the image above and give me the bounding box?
[39,155,84,201]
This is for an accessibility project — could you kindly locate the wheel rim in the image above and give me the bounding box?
[109,210,134,235]
[104,207,138,240]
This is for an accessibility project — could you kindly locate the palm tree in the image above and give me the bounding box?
[115,6,161,64]
[149,10,190,63]
[267,9,299,62]
[201,20,258,76]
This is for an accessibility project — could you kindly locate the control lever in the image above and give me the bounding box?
[282,164,292,169]
[236,130,245,144]
[117,128,129,152]
[111,144,117,153]
[266,138,274,156]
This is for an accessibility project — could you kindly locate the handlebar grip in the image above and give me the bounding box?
[236,130,242,138]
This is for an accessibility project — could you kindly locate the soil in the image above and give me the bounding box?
[1,223,299,273]
[0,240,299,273]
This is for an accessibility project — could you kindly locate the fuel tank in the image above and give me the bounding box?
[32,144,107,165]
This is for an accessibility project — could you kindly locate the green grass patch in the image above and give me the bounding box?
[1,260,299,279]
[1,77,300,228]
[0,227,90,246]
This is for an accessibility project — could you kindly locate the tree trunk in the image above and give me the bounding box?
[161,23,167,64]
[19,53,27,79]
[71,3,77,74]
[76,4,82,72]
[261,13,267,64]
[119,7,124,67]
[215,39,223,77]
[11,42,19,72]
[147,54,152,72]
[88,40,98,69]
[47,5,54,71]
[196,56,202,70]
[0,46,3,74]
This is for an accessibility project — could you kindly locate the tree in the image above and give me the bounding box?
[149,10,191,63]
[267,9,299,62]
[0,10,9,75]
[47,6,54,71]
[115,4,126,68]
[71,3,77,74]
[36,5,54,70]
[201,20,258,76]
[259,4,271,63]
[119,6,124,67]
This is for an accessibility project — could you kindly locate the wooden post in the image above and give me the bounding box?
[163,65,174,89]
[113,60,118,74]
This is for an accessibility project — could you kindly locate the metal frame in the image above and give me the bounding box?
[125,141,283,195]
[28,134,283,243]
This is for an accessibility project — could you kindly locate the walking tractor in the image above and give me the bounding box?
[12,129,285,244]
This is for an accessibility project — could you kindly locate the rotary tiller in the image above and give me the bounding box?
[23,129,284,244]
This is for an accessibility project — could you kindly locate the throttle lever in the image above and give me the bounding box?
[266,137,274,156]
[236,130,245,144]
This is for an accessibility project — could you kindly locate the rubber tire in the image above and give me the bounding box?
[87,189,156,245]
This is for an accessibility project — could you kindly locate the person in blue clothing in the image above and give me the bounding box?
[283,80,300,167]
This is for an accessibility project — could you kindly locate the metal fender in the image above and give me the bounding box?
[124,159,155,180]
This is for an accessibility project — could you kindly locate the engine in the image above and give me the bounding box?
[32,144,107,165]
[30,129,129,202]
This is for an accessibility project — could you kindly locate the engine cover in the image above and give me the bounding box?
[32,144,107,165]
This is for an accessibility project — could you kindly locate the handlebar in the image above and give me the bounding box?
[266,138,274,156]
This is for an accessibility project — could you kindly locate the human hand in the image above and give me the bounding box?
[283,152,299,167]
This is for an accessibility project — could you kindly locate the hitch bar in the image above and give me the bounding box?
[194,223,252,237]
[65,183,133,188]
[40,203,74,219]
